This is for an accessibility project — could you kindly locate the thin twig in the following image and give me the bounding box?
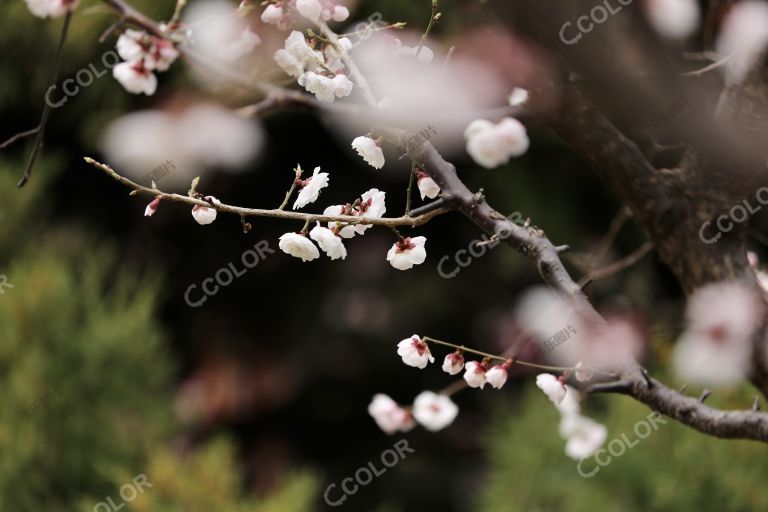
[579,241,654,287]
[0,128,40,151]
[84,157,450,228]
[17,10,72,188]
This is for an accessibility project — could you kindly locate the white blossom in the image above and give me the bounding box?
[354,188,386,235]
[417,175,440,200]
[309,224,347,260]
[508,87,529,107]
[298,72,336,102]
[397,334,434,369]
[673,280,761,387]
[219,28,261,61]
[113,61,157,95]
[332,74,354,98]
[556,386,582,417]
[368,394,415,435]
[536,373,566,405]
[332,5,350,22]
[275,31,324,78]
[323,205,358,238]
[278,232,320,261]
[293,166,329,209]
[485,363,509,390]
[463,361,487,389]
[191,196,220,225]
[351,136,385,169]
[465,117,529,169]
[574,361,593,382]
[644,0,700,40]
[442,351,465,375]
[261,4,285,25]
[716,0,768,84]
[559,414,607,460]
[412,391,459,432]
[387,236,427,271]
[25,0,78,18]
[296,0,323,21]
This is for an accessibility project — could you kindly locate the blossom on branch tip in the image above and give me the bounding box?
[293,166,329,209]
[387,236,427,270]
[412,391,459,432]
[442,351,465,375]
[368,394,414,434]
[191,196,220,225]
[397,335,434,369]
[113,61,158,96]
[332,5,350,22]
[351,136,385,169]
[309,224,347,260]
[278,232,320,261]
[416,172,440,200]
[331,74,354,98]
[25,0,78,18]
[463,361,488,389]
[536,373,566,405]
[144,196,162,217]
[464,117,529,169]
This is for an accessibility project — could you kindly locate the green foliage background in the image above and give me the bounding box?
[0,160,317,511]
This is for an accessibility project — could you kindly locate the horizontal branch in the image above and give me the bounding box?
[84,157,449,228]
[590,367,768,442]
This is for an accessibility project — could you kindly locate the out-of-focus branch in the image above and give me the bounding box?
[83,157,449,228]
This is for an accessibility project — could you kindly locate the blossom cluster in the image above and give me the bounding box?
[368,391,458,434]
[113,29,179,95]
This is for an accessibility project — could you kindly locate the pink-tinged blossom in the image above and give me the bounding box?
[536,373,566,405]
[351,136,385,169]
[191,196,221,225]
[673,280,762,386]
[144,196,162,217]
[417,174,440,200]
[387,236,427,271]
[442,351,465,375]
[309,224,347,260]
[463,361,488,389]
[464,117,529,169]
[397,335,434,369]
[25,0,78,18]
[412,391,459,432]
[644,0,700,40]
[485,361,511,390]
[368,394,415,435]
[113,61,157,96]
[117,30,179,71]
[293,166,329,209]
[278,232,320,261]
